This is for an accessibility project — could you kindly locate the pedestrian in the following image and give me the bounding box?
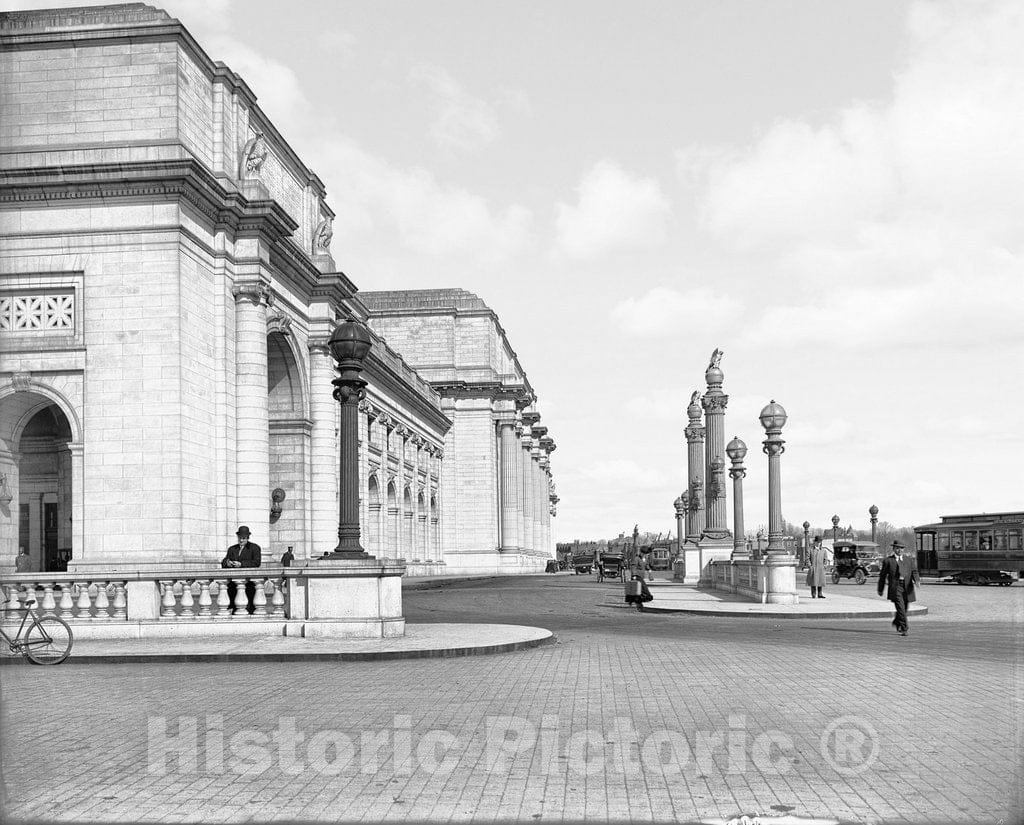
[280,546,294,567]
[877,540,920,636]
[15,547,32,573]
[625,552,654,611]
[807,535,827,598]
[221,526,262,614]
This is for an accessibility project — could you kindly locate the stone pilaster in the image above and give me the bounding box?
[497,418,520,551]
[702,353,730,539]
[684,393,705,543]
[309,338,339,556]
[232,279,271,537]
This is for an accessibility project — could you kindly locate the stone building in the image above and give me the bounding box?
[0,5,554,576]
[363,290,557,571]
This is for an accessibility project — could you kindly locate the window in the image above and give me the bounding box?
[964,531,977,551]
[1009,531,1021,552]
[979,531,993,552]
[951,532,963,551]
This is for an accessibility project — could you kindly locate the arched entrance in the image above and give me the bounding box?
[267,330,308,557]
[0,391,77,573]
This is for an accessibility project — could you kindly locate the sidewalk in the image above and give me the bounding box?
[631,578,928,618]
[0,622,554,665]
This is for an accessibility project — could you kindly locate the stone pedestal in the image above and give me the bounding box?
[697,536,734,585]
[680,542,701,584]
[294,558,406,638]
[763,555,799,604]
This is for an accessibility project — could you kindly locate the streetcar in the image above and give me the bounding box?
[914,511,1024,585]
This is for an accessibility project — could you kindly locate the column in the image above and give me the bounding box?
[673,494,686,557]
[233,280,270,535]
[520,431,534,554]
[309,339,338,556]
[702,351,729,538]
[498,419,520,552]
[538,458,551,556]
[532,448,543,555]
[760,399,797,604]
[684,392,705,542]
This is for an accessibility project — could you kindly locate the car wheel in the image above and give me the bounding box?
[854,569,866,585]
[831,570,841,585]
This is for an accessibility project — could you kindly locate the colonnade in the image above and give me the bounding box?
[498,409,556,558]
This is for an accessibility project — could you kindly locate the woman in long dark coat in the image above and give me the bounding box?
[625,553,654,610]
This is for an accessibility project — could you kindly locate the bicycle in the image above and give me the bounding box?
[0,596,74,665]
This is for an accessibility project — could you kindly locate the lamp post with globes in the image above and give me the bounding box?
[802,521,810,568]
[327,318,373,559]
[869,505,879,544]
[758,400,798,603]
[726,436,748,559]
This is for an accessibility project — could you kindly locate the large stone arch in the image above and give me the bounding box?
[267,327,310,557]
[0,382,83,572]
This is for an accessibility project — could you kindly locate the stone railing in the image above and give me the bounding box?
[706,557,799,605]
[0,559,407,639]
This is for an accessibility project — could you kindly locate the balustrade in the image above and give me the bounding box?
[1,573,289,622]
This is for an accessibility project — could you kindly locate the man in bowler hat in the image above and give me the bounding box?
[221,526,262,613]
[877,540,920,635]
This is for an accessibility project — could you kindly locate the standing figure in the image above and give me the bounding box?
[625,552,654,611]
[221,526,262,614]
[877,540,920,636]
[15,547,33,573]
[807,535,827,599]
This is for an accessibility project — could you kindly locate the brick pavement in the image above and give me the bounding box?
[0,578,1020,824]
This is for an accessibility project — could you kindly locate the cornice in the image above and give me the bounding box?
[430,381,533,404]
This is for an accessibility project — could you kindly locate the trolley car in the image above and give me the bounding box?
[914,511,1024,585]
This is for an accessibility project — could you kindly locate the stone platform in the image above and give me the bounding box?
[625,580,928,619]
[0,622,553,664]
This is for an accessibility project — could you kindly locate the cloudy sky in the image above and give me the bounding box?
[18,0,1024,540]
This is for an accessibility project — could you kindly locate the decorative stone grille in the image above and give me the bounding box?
[0,293,74,332]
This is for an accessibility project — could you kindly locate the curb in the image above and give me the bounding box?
[0,630,556,665]
[639,605,929,619]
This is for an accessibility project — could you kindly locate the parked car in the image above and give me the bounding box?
[831,540,881,585]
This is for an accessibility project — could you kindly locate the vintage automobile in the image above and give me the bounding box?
[596,554,626,582]
[830,540,882,585]
[572,552,594,575]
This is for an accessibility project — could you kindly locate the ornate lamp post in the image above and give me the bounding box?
[673,493,687,560]
[327,318,373,559]
[802,520,810,567]
[726,437,747,559]
[869,505,879,544]
[831,514,840,548]
[759,400,789,556]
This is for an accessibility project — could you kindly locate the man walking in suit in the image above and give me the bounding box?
[221,526,262,614]
[877,540,920,635]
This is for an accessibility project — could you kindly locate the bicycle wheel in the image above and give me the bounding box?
[23,616,73,665]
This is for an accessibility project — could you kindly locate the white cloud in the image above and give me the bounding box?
[555,161,671,259]
[610,286,743,339]
[624,389,694,423]
[314,138,534,265]
[567,459,669,492]
[410,64,501,154]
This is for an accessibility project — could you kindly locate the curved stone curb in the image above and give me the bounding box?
[0,623,555,665]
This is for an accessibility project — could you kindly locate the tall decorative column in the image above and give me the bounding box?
[684,392,705,543]
[869,505,879,544]
[497,418,520,552]
[309,338,339,555]
[701,349,729,539]
[726,437,748,559]
[673,493,686,556]
[233,280,271,535]
[519,427,535,554]
[759,400,797,603]
[531,448,544,556]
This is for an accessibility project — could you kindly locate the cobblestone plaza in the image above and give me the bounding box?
[1,578,1020,823]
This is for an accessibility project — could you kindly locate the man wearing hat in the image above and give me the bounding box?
[877,540,920,635]
[221,526,262,614]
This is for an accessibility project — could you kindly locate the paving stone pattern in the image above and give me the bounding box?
[1,577,1020,823]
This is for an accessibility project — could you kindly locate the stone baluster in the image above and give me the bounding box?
[159,580,176,618]
[197,580,213,617]
[232,577,248,616]
[112,582,127,620]
[74,581,92,618]
[253,578,268,616]
[58,582,74,620]
[41,583,57,614]
[215,579,231,616]
[179,581,195,618]
[5,585,22,617]
[94,582,110,618]
[270,578,286,617]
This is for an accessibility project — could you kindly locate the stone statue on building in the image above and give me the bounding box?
[708,348,723,370]
[689,390,702,407]
[313,216,333,254]
[238,130,268,179]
